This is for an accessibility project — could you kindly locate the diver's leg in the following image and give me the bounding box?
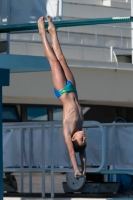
[38,17,66,90]
[46,16,76,87]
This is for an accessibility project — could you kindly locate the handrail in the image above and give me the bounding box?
[81,121,106,173]
[3,121,133,197]
[6,38,133,51]
[5,39,132,64]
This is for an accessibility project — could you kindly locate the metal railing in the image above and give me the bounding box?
[0,23,132,63]
[3,121,133,197]
[112,0,131,2]
[4,39,132,63]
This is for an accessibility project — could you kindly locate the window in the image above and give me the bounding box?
[27,107,48,121]
[2,106,20,122]
[53,107,63,120]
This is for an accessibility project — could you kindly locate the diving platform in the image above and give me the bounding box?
[0,54,50,73]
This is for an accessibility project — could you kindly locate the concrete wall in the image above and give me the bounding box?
[3,60,133,107]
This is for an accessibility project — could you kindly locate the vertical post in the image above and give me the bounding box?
[103,126,108,182]
[0,69,10,200]
[42,124,45,198]
[59,0,63,20]
[51,123,54,198]
[20,128,24,192]
[131,0,133,63]
[95,26,98,45]
[0,0,2,41]
[0,0,1,40]
[67,27,70,43]
[29,128,32,193]
[120,29,123,48]
[110,46,113,62]
[7,0,11,54]
[112,126,116,182]
[0,87,3,200]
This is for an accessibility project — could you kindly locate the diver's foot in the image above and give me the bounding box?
[46,15,56,34]
[38,16,46,35]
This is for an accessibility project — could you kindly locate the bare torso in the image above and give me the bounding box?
[60,92,84,136]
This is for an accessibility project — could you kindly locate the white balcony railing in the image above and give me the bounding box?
[0,23,132,63]
[3,121,133,197]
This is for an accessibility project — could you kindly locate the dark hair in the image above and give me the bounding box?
[72,140,87,153]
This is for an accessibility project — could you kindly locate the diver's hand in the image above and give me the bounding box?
[81,170,86,176]
[74,172,86,179]
[79,170,86,179]
[74,172,82,178]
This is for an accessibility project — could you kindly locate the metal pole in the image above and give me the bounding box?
[20,129,24,192]
[7,0,11,54]
[59,0,63,21]
[42,124,45,198]
[131,0,133,63]
[29,128,32,193]
[103,126,108,182]
[95,26,98,45]
[0,0,2,25]
[51,123,54,198]
[110,46,113,62]
[120,29,123,48]
[112,126,116,182]
[0,87,3,200]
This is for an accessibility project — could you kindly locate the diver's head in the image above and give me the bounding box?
[72,130,87,152]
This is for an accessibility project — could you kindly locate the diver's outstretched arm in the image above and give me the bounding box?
[79,150,86,176]
[63,130,81,177]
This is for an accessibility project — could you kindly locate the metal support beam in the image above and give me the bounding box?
[0,87,2,200]
[0,54,50,73]
[0,16,133,33]
[131,0,133,63]
[0,68,10,200]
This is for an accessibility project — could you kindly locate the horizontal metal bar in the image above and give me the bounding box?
[3,125,42,129]
[53,168,133,174]
[101,24,133,30]
[3,167,133,174]
[102,122,133,126]
[3,121,133,128]
[100,169,133,174]
[0,16,133,33]
[3,168,43,173]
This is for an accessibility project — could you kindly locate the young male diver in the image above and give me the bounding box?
[38,16,87,177]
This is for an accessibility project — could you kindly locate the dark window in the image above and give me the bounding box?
[2,106,20,122]
[27,107,48,121]
[53,107,63,120]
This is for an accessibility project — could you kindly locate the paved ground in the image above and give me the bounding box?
[14,173,66,193]
[4,173,133,199]
[3,198,133,200]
